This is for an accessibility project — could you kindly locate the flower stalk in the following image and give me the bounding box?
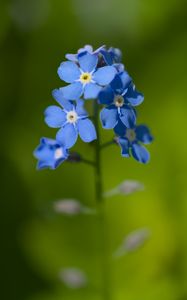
[93,100,112,300]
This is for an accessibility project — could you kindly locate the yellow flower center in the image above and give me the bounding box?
[114,96,124,107]
[80,72,92,84]
[66,111,78,124]
[54,148,63,160]
[126,129,136,142]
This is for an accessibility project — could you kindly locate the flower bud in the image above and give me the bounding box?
[59,268,87,289]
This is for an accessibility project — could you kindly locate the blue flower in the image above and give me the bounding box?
[33,45,153,170]
[99,71,144,129]
[34,138,69,170]
[44,89,97,149]
[58,52,117,100]
[100,47,122,65]
[114,121,153,164]
[109,47,122,63]
[99,47,124,73]
[66,45,105,62]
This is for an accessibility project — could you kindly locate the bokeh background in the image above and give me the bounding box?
[1,0,187,299]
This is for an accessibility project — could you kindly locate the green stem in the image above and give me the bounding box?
[93,100,111,300]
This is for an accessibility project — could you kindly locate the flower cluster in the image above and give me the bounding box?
[34,45,153,169]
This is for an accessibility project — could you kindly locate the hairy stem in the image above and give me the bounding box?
[93,100,111,300]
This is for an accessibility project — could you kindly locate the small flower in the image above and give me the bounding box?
[33,138,68,170]
[114,121,153,163]
[109,47,122,63]
[103,180,144,197]
[54,199,83,215]
[114,228,151,257]
[58,52,117,100]
[44,89,97,149]
[100,71,143,129]
[59,268,87,289]
[118,180,144,195]
[100,47,122,65]
[54,199,96,215]
[66,44,105,62]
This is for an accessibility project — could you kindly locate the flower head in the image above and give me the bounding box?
[58,52,117,100]
[34,138,68,170]
[114,121,153,163]
[44,89,97,149]
[99,71,144,129]
[34,45,153,169]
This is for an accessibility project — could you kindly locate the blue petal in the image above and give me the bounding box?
[114,120,127,136]
[44,106,66,128]
[77,118,97,142]
[75,99,88,117]
[52,89,74,110]
[61,82,83,100]
[120,106,136,128]
[37,160,54,170]
[83,45,93,52]
[77,45,93,55]
[84,83,102,99]
[131,143,150,163]
[58,61,80,83]
[111,71,131,92]
[65,54,78,62]
[94,45,105,54]
[110,74,124,91]
[114,63,125,72]
[98,86,114,105]
[78,52,98,72]
[125,84,144,106]
[100,49,113,65]
[109,47,122,62]
[94,66,116,85]
[34,144,53,161]
[118,137,130,157]
[56,123,78,149]
[120,71,132,89]
[135,125,153,144]
[100,106,118,129]
[40,137,57,146]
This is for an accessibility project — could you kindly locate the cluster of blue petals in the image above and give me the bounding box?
[34,45,153,169]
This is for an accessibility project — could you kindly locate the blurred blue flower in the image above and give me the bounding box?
[114,121,153,163]
[34,138,68,170]
[99,71,144,129]
[58,52,117,100]
[45,89,97,149]
[99,47,124,73]
[100,47,122,65]
[66,44,105,62]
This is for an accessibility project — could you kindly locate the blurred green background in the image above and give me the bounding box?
[1,0,187,299]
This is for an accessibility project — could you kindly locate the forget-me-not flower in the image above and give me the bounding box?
[58,52,117,100]
[114,120,153,163]
[34,45,153,169]
[44,89,97,149]
[34,138,68,170]
[100,71,144,129]
[100,47,122,65]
